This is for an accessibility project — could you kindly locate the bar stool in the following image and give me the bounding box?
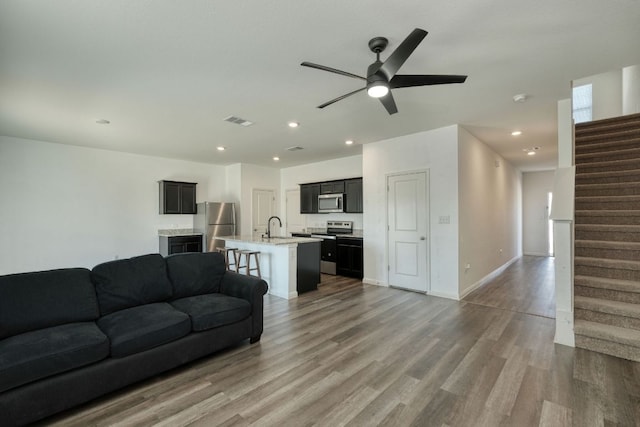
[215,247,239,272]
[237,250,262,278]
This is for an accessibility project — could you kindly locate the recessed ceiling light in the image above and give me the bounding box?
[511,131,522,136]
[273,156,280,161]
[217,146,225,151]
[95,119,110,125]
[523,146,541,156]
[513,94,528,103]
[345,140,354,145]
[288,122,299,128]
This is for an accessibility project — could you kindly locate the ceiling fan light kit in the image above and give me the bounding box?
[367,81,389,98]
[301,28,467,115]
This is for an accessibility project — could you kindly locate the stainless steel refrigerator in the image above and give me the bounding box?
[194,202,236,252]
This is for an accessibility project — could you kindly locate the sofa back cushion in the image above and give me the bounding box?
[0,268,99,340]
[166,252,226,298]
[91,254,173,315]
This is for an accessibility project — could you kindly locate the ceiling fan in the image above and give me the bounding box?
[301,28,467,115]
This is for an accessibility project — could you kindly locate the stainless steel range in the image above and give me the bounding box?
[311,221,353,275]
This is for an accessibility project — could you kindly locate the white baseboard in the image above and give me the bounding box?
[427,290,459,301]
[554,309,575,347]
[269,289,297,300]
[363,277,388,287]
[524,251,551,257]
[459,255,520,300]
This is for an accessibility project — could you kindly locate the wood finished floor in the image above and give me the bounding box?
[463,256,556,319]
[43,256,640,426]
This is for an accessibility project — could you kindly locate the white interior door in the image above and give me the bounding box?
[252,189,276,239]
[285,189,304,234]
[388,171,429,292]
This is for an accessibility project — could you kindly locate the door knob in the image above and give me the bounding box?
[420,236,426,240]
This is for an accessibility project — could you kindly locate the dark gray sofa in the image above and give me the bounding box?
[0,252,268,426]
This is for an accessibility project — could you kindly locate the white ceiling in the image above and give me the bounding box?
[1,1,639,171]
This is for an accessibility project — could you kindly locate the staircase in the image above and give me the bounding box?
[573,112,640,362]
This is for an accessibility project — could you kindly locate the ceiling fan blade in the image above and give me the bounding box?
[378,28,428,80]
[390,74,468,88]
[317,87,366,109]
[301,62,367,81]
[379,91,398,115]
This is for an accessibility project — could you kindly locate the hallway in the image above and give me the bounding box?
[463,256,556,319]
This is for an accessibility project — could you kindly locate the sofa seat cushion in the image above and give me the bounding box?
[0,322,109,394]
[97,303,190,358]
[171,294,251,332]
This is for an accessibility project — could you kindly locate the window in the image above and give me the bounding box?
[572,84,592,124]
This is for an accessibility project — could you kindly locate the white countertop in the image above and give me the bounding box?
[221,235,322,246]
[158,228,203,237]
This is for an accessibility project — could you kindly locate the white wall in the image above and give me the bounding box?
[522,170,555,256]
[280,155,363,231]
[623,64,640,115]
[457,128,523,296]
[574,70,623,121]
[0,136,225,275]
[362,126,460,299]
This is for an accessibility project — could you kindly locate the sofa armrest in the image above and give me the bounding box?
[220,271,268,301]
[220,272,268,342]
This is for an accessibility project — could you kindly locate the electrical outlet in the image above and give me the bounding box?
[439,215,450,224]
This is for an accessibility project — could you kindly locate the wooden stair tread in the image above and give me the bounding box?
[575,224,640,232]
[575,239,640,250]
[574,320,640,348]
[575,296,640,320]
[575,210,640,217]
[575,275,640,294]
[575,169,640,179]
[576,146,640,160]
[576,182,640,190]
[575,195,640,202]
[574,256,640,270]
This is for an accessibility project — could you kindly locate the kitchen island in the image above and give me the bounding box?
[221,236,321,299]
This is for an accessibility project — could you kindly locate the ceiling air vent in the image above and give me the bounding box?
[223,116,253,127]
[287,146,304,152]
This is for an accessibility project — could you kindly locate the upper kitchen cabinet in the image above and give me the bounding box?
[300,183,320,214]
[344,178,363,213]
[320,180,345,194]
[159,180,197,214]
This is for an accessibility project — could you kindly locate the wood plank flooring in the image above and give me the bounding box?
[463,256,556,319]
[42,258,640,426]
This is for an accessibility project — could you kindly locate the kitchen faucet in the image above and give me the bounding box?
[267,216,282,239]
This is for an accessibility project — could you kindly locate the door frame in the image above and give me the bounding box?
[251,188,277,238]
[386,169,430,293]
[285,187,304,234]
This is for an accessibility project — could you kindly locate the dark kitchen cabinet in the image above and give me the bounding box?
[159,235,203,256]
[320,180,345,194]
[337,237,363,279]
[344,178,363,213]
[159,180,197,214]
[300,183,320,213]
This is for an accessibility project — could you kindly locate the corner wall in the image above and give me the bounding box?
[457,127,523,297]
[362,125,459,299]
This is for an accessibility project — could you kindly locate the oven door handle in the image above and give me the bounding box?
[311,234,337,240]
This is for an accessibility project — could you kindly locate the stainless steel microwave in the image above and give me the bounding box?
[318,193,344,213]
